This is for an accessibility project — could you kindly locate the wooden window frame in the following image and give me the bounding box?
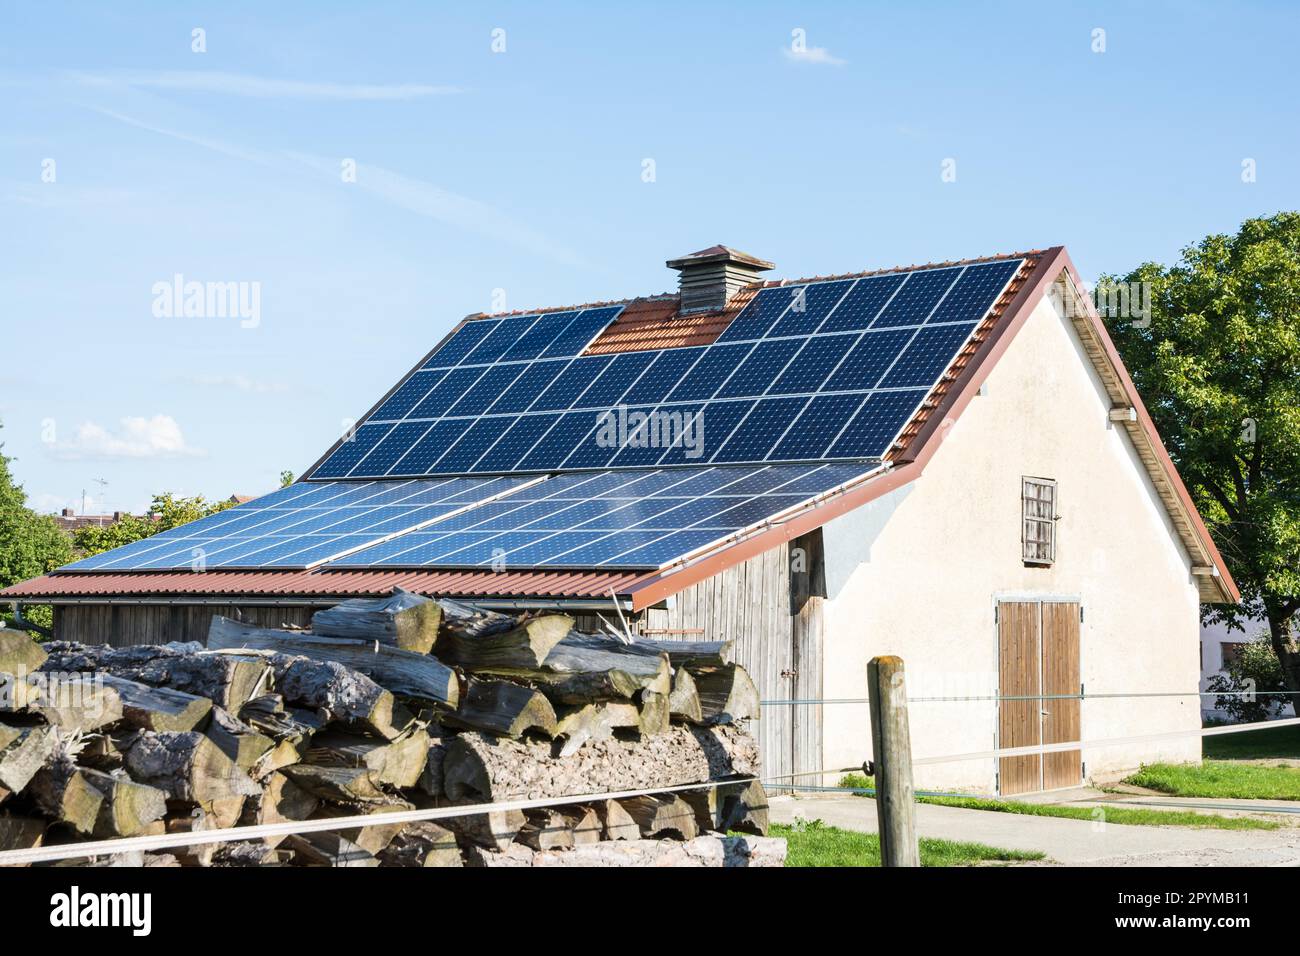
[1021,476,1057,566]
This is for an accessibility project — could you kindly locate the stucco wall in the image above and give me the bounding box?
[820,291,1203,793]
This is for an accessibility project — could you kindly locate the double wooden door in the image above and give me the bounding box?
[997,600,1081,795]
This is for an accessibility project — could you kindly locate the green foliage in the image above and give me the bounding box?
[0,423,74,624]
[72,492,236,557]
[835,775,1272,829]
[1206,636,1291,722]
[1104,213,1300,634]
[771,820,1043,867]
[1124,760,1300,800]
[279,470,294,488]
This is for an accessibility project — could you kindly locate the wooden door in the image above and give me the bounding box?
[997,602,1041,796]
[1041,602,1082,790]
[997,600,1082,795]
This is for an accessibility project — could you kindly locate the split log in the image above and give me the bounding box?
[213,842,278,866]
[444,679,556,738]
[516,631,669,690]
[434,613,572,671]
[41,642,271,712]
[553,701,640,757]
[682,778,769,835]
[123,730,259,806]
[303,728,429,789]
[633,638,733,668]
[280,765,411,810]
[99,674,212,732]
[518,808,576,850]
[314,806,406,855]
[418,738,447,799]
[435,598,514,640]
[239,771,319,848]
[686,663,760,724]
[32,677,123,732]
[442,723,760,803]
[668,666,704,724]
[619,794,699,839]
[207,616,457,710]
[0,630,47,676]
[80,768,168,838]
[443,807,525,851]
[377,822,461,867]
[595,799,640,841]
[205,706,292,775]
[0,816,44,853]
[311,588,443,655]
[167,809,217,866]
[638,689,671,736]
[469,835,787,868]
[0,724,56,795]
[29,758,105,835]
[285,832,379,867]
[238,694,322,750]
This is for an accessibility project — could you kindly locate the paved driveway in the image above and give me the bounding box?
[769,794,1300,866]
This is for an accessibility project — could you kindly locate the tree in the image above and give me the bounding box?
[1105,212,1300,689]
[0,423,74,628]
[73,492,236,557]
[280,470,295,487]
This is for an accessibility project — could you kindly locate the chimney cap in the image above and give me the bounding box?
[666,245,775,272]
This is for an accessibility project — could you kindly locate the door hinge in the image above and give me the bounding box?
[1079,605,1085,623]
[994,606,999,624]
[780,669,798,679]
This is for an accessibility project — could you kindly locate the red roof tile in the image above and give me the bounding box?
[0,569,656,602]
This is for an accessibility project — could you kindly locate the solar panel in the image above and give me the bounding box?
[61,476,538,572]
[309,259,1022,479]
[326,462,877,570]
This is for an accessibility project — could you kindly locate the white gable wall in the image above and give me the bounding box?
[819,291,1202,793]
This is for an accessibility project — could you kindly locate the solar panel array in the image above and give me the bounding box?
[62,476,536,572]
[61,257,1025,575]
[329,462,871,570]
[310,259,1021,479]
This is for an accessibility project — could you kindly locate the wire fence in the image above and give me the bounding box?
[2,683,1293,867]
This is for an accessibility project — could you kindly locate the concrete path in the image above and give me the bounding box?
[769,794,1300,866]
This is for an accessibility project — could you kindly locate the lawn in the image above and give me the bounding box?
[773,820,1044,867]
[836,773,1278,829]
[1203,722,1300,760]
[1124,761,1300,800]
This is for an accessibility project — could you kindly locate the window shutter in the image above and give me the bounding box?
[1022,477,1057,565]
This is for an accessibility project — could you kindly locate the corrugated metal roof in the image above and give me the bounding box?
[0,569,655,601]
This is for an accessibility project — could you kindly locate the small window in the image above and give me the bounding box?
[1022,477,1057,565]
[1221,641,1247,667]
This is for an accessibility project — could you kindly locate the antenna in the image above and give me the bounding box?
[92,477,109,524]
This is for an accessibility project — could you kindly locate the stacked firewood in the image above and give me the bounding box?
[0,590,781,867]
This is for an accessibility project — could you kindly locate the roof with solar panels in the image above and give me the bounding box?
[3,244,1238,608]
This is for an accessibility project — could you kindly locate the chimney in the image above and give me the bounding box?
[666,245,775,315]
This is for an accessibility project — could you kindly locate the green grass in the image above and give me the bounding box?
[1204,723,1300,760]
[1124,760,1300,800]
[836,773,1278,830]
[773,819,1044,867]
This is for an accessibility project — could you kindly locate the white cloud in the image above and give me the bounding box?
[783,46,847,66]
[179,373,289,394]
[68,70,460,101]
[50,415,204,460]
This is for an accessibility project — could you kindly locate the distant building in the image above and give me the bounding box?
[51,509,149,533]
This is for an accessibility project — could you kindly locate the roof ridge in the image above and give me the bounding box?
[469,249,1049,321]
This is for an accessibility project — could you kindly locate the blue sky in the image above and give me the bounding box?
[1,1,1296,516]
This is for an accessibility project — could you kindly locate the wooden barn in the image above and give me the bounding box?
[3,245,1237,795]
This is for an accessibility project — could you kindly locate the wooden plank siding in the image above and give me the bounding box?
[640,541,808,790]
[54,604,315,647]
[997,601,1041,796]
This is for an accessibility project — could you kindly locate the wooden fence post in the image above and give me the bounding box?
[868,655,920,867]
